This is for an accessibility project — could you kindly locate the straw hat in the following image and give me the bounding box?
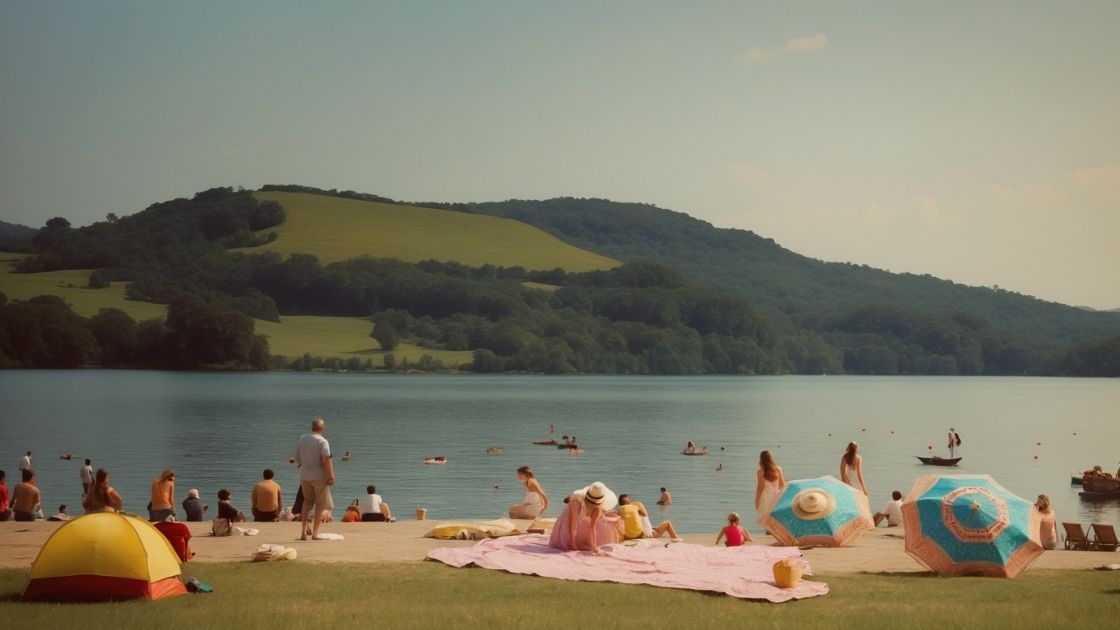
[576,482,618,512]
[791,489,836,520]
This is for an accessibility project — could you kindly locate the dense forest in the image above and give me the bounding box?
[2,186,1118,376]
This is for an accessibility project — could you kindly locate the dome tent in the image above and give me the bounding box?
[23,512,187,601]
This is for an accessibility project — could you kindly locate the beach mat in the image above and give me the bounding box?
[427,534,827,602]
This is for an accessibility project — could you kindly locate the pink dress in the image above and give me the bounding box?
[549,498,622,551]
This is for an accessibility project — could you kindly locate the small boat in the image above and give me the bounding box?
[1080,474,1120,499]
[557,443,579,450]
[915,456,961,467]
[532,440,557,446]
[341,451,352,462]
[486,447,503,455]
[424,455,447,465]
[682,449,709,456]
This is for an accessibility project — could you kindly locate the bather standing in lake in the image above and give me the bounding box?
[840,441,868,495]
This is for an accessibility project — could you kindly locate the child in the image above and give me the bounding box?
[715,512,751,547]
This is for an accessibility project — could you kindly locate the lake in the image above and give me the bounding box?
[1,371,1117,532]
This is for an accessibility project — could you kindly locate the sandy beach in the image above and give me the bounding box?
[0,519,1111,574]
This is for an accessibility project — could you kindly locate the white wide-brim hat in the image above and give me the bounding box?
[791,489,836,520]
[576,481,618,512]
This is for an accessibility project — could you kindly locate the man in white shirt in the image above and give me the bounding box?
[80,459,94,495]
[359,484,393,522]
[874,490,904,527]
[293,416,335,540]
[19,451,32,473]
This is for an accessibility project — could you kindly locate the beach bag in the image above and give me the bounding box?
[211,517,233,537]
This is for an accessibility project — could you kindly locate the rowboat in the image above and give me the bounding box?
[682,449,709,456]
[532,440,557,446]
[1080,474,1120,499]
[915,456,961,466]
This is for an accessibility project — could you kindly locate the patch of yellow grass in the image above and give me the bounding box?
[241,191,618,271]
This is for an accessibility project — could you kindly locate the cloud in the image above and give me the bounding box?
[988,162,1120,210]
[783,33,828,53]
[739,34,827,64]
[739,47,776,63]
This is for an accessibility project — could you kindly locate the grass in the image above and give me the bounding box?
[242,191,619,271]
[0,564,1116,629]
[0,261,471,366]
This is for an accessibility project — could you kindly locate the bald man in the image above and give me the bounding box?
[293,416,335,540]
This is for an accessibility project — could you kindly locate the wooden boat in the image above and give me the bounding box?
[486,447,503,454]
[915,456,961,467]
[682,448,709,456]
[1080,474,1120,498]
[423,456,447,465]
[556,443,579,449]
[532,440,557,446]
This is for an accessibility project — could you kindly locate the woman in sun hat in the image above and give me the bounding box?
[548,481,622,554]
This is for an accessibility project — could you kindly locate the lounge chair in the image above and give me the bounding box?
[1090,523,1118,552]
[1062,522,1091,550]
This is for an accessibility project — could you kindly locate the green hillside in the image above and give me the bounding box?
[0,257,470,366]
[242,191,618,271]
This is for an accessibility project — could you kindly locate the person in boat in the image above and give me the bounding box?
[685,441,696,454]
[549,482,623,554]
[874,490,904,527]
[508,465,549,519]
[1035,494,1058,550]
[656,487,672,506]
[947,427,960,459]
[840,442,868,496]
[755,450,787,524]
[617,494,681,542]
[561,435,572,446]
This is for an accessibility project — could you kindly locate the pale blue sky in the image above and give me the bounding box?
[2,1,1117,307]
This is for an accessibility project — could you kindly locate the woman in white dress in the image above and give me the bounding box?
[508,465,549,519]
[840,441,868,496]
[755,450,786,524]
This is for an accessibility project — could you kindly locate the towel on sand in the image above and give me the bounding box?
[427,534,828,602]
[426,519,522,540]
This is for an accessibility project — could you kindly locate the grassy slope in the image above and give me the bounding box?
[244,191,619,271]
[1,564,1116,629]
[0,259,471,366]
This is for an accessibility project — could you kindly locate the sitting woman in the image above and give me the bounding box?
[216,489,246,522]
[82,468,123,513]
[548,482,623,554]
[508,466,548,519]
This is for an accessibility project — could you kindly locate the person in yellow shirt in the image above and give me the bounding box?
[617,494,682,542]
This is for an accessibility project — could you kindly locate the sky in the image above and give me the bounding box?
[1,1,1117,308]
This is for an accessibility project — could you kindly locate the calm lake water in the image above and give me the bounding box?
[1,372,1117,533]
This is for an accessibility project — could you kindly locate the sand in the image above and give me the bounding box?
[0,519,1112,574]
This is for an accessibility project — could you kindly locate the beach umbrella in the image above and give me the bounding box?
[762,475,874,547]
[902,474,1043,578]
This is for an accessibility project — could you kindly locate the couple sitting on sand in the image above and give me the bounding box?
[548,482,681,554]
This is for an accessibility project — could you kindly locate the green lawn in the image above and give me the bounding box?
[0,564,1116,629]
[0,261,471,367]
[243,191,619,271]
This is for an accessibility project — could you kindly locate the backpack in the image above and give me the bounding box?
[955,432,962,446]
[211,517,233,537]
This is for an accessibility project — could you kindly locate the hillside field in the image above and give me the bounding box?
[0,257,471,367]
[243,191,619,271]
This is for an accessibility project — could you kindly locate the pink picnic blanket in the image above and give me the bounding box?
[426,534,828,602]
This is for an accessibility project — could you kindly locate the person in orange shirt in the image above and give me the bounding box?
[251,468,283,522]
[149,469,175,521]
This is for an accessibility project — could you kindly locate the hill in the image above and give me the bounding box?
[0,220,36,240]
[452,197,1120,345]
[241,191,617,272]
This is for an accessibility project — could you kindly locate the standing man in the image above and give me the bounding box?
[293,416,334,540]
[19,451,32,474]
[251,468,283,522]
[948,427,960,458]
[80,459,94,496]
[12,469,41,522]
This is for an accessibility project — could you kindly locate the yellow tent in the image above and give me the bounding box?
[23,512,187,601]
